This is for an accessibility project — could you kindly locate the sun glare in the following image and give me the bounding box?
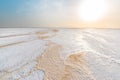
[78,0,109,22]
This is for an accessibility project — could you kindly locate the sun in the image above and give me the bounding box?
[78,0,109,22]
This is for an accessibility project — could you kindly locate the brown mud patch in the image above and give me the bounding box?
[36,31,48,35]
[52,29,59,32]
[38,36,50,40]
[36,31,50,40]
[36,30,58,40]
[37,42,95,80]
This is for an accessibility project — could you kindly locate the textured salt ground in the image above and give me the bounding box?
[0,29,120,80]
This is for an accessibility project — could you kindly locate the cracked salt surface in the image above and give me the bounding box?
[0,28,120,80]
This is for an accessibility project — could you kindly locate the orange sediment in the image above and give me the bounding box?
[37,42,95,80]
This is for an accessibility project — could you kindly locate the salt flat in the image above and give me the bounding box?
[0,28,120,80]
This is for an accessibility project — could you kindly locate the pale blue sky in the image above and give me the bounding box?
[0,0,120,28]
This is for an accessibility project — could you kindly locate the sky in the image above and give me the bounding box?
[0,0,120,28]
